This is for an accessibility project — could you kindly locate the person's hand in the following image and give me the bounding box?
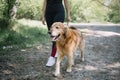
[66,15,71,25]
[42,17,46,25]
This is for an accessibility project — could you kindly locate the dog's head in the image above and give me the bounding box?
[48,22,67,41]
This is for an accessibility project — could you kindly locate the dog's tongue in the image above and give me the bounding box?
[51,36,56,41]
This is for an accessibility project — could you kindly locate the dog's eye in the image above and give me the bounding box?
[56,26,59,29]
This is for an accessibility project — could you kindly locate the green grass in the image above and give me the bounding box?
[0,22,49,51]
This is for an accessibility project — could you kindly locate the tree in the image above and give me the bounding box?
[0,0,19,29]
[10,0,19,19]
[3,0,19,19]
[93,0,120,23]
[108,0,120,23]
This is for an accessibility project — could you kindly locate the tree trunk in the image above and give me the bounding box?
[1,0,19,28]
[3,0,19,19]
[10,0,19,19]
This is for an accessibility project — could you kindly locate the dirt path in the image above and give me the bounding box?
[0,24,120,80]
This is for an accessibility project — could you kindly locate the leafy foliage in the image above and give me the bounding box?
[17,0,43,20]
[0,0,18,29]
[108,0,120,23]
[0,0,120,23]
[70,0,108,22]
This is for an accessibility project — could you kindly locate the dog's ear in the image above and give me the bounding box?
[64,27,71,38]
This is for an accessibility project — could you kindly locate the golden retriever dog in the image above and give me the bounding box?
[49,22,85,77]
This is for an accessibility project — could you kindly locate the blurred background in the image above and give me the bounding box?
[0,0,120,23]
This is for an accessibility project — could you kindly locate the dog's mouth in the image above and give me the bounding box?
[50,34,60,41]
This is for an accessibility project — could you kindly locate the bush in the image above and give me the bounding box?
[0,1,5,19]
[108,0,120,23]
[70,0,87,22]
[70,0,108,23]
[0,18,9,29]
[17,0,43,20]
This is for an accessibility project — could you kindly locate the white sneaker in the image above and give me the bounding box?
[46,56,55,66]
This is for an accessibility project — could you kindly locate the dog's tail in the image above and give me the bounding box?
[69,26,77,30]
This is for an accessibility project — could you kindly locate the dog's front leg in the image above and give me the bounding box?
[54,53,63,77]
[66,53,73,72]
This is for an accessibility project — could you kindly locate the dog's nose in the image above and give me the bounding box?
[48,31,51,35]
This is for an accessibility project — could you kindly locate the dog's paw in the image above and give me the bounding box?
[72,61,74,65]
[81,58,84,62]
[53,73,62,78]
[66,68,72,72]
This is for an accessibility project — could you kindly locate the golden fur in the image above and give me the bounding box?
[49,22,85,77]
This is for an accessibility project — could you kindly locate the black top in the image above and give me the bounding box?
[45,0,65,29]
[47,0,62,4]
[46,0,64,13]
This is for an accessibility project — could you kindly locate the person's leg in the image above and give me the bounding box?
[46,42,57,66]
[53,12,65,23]
[50,12,65,58]
[51,42,57,57]
[45,14,53,31]
[46,11,65,66]
[45,14,57,66]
